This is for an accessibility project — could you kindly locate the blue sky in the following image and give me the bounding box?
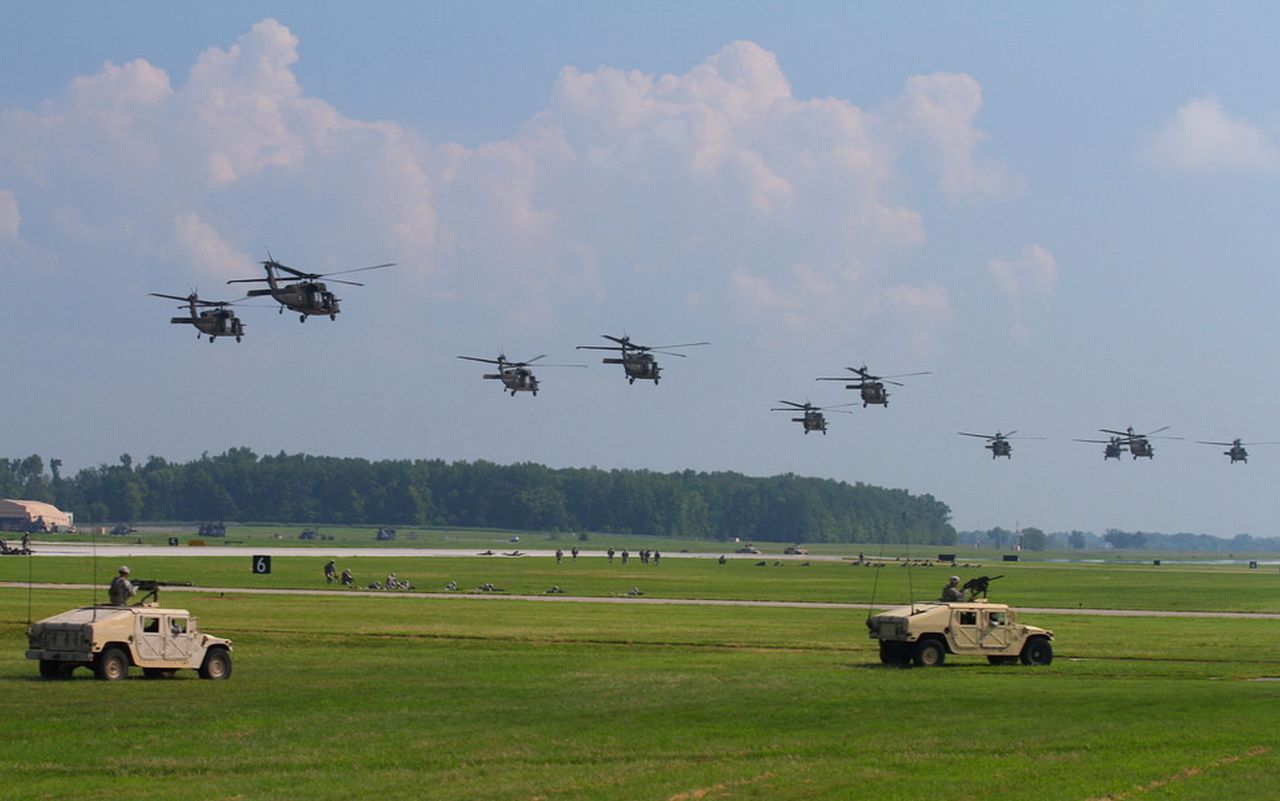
[3,3,1280,538]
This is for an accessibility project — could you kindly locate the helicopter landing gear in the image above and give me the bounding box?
[236,335,242,343]
[278,306,284,315]
[329,314,336,321]
[209,335,215,343]
[628,377,635,384]
[299,314,307,323]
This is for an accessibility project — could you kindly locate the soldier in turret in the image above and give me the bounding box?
[109,566,136,606]
[941,575,964,602]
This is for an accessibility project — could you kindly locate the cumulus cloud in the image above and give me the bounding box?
[0,24,1019,342]
[1144,96,1279,172]
[988,244,1057,341]
[172,213,253,279]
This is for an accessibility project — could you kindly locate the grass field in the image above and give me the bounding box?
[2,557,1279,800]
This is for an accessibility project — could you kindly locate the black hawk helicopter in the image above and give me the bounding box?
[456,353,587,396]
[227,254,393,322]
[149,292,246,343]
[576,335,709,384]
[1076,426,1180,460]
[771,400,856,435]
[815,365,930,407]
[1195,438,1279,464]
[957,430,1045,459]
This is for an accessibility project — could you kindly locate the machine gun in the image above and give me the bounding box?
[962,575,1003,599]
[131,580,194,605]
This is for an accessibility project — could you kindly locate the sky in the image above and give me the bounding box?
[4,2,1280,538]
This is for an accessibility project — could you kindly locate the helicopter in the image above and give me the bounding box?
[771,400,856,435]
[576,335,709,384]
[227,254,393,322]
[1195,438,1279,464]
[149,292,246,343]
[456,354,587,396]
[815,365,930,407]
[1076,427,1180,460]
[957,430,1045,459]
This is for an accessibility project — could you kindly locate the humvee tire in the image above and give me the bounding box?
[39,660,73,679]
[1020,637,1053,666]
[912,638,946,667]
[879,641,911,666]
[95,646,130,681]
[199,647,232,680]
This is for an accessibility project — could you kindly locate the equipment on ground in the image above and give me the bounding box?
[457,353,587,396]
[771,400,856,434]
[227,253,393,322]
[957,431,1044,458]
[150,292,246,343]
[576,334,708,385]
[1195,438,1279,464]
[815,365,929,407]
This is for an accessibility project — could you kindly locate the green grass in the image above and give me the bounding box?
[5,554,1280,612]
[1,588,1279,800]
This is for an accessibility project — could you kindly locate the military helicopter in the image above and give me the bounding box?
[1077,427,1180,460]
[1073,435,1128,460]
[957,430,1045,459]
[815,365,930,407]
[456,353,587,396]
[149,292,246,343]
[227,254,393,322]
[771,400,856,435]
[576,335,709,384]
[1195,438,1279,464]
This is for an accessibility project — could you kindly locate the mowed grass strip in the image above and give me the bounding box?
[5,554,1280,612]
[2,589,1279,800]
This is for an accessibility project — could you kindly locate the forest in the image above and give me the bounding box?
[0,450,957,545]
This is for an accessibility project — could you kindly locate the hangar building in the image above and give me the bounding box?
[0,499,73,531]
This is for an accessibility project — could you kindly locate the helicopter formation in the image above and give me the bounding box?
[151,254,395,342]
[150,257,1270,465]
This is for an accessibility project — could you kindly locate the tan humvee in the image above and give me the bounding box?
[867,601,1053,667]
[26,604,233,680]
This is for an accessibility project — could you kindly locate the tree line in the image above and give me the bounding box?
[956,526,1280,552]
[1,450,957,545]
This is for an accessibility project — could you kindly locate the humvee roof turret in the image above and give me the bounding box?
[27,604,233,680]
[867,600,1053,667]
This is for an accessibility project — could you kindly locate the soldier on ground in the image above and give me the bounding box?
[108,566,136,606]
[555,548,563,564]
[324,560,337,583]
[571,546,579,561]
[607,548,615,563]
[621,549,630,564]
[653,550,660,565]
[21,531,31,552]
[941,575,964,602]
[341,568,354,586]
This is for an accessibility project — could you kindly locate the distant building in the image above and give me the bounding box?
[0,499,73,531]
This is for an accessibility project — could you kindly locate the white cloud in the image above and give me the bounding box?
[892,73,1024,202]
[1144,96,1279,172]
[988,244,1057,341]
[0,190,19,240]
[172,213,253,280]
[0,25,1020,344]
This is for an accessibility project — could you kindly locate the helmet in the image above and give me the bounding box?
[949,575,959,583]
[119,565,131,575]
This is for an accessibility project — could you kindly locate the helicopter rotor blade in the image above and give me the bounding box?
[316,262,396,279]
[957,432,994,439]
[457,356,502,365]
[880,371,932,380]
[150,292,195,302]
[325,278,365,287]
[650,350,689,358]
[227,277,271,285]
[648,342,710,351]
[1142,426,1172,437]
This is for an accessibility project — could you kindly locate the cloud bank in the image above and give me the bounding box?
[1143,96,1279,172]
[0,21,1020,340]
